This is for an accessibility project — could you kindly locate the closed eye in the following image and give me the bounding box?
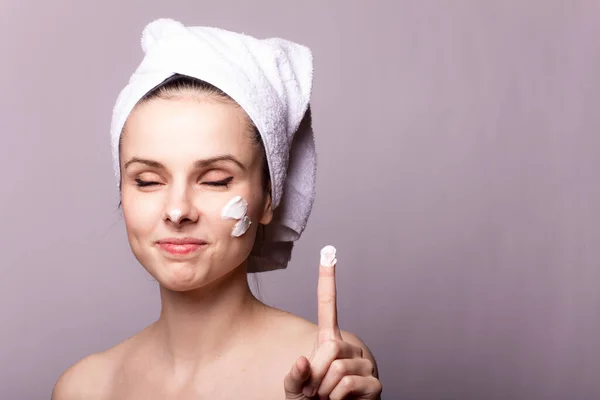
[135,178,159,187]
[203,177,233,187]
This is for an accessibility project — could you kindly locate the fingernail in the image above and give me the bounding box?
[303,386,314,397]
[320,245,337,267]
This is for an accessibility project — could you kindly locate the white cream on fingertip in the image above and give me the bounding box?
[221,196,252,237]
[320,245,337,267]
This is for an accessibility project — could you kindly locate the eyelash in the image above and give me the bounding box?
[134,177,234,188]
[135,179,158,187]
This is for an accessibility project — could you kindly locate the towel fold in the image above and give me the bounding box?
[110,18,316,272]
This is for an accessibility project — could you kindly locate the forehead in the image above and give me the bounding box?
[121,97,254,161]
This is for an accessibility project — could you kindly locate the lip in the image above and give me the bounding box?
[156,237,207,256]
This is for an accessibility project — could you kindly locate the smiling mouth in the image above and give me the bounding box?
[155,238,208,256]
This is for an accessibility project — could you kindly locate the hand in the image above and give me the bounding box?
[284,247,382,399]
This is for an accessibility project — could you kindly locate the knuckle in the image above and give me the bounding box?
[363,358,375,374]
[340,375,357,390]
[330,359,347,376]
[326,339,341,355]
[373,377,383,393]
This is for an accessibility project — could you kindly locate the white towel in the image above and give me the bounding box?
[110,18,316,272]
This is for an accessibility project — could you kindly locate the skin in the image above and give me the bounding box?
[52,95,382,400]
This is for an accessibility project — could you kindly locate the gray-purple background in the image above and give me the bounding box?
[2,1,599,399]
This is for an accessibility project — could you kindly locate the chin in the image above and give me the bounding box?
[154,258,245,292]
[150,258,212,290]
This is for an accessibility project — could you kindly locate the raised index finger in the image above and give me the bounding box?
[317,245,342,345]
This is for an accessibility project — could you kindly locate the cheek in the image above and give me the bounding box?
[121,191,163,236]
[204,201,234,239]
[205,196,249,239]
[246,190,267,223]
[207,195,260,253]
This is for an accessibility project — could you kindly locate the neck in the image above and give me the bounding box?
[150,262,264,369]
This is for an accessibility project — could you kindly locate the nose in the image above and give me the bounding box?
[164,185,199,226]
[167,209,183,223]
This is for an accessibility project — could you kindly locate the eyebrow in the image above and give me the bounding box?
[124,155,247,171]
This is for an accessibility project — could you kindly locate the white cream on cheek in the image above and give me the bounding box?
[221,196,252,237]
[231,216,252,237]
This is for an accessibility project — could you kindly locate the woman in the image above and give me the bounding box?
[52,18,382,400]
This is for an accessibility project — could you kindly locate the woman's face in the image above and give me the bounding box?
[119,95,272,291]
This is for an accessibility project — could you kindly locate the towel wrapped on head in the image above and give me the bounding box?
[110,18,316,272]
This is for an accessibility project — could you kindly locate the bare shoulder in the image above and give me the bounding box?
[260,306,318,347]
[51,351,115,400]
[51,333,140,400]
[261,306,379,377]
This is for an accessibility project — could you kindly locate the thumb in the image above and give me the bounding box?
[284,356,311,399]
